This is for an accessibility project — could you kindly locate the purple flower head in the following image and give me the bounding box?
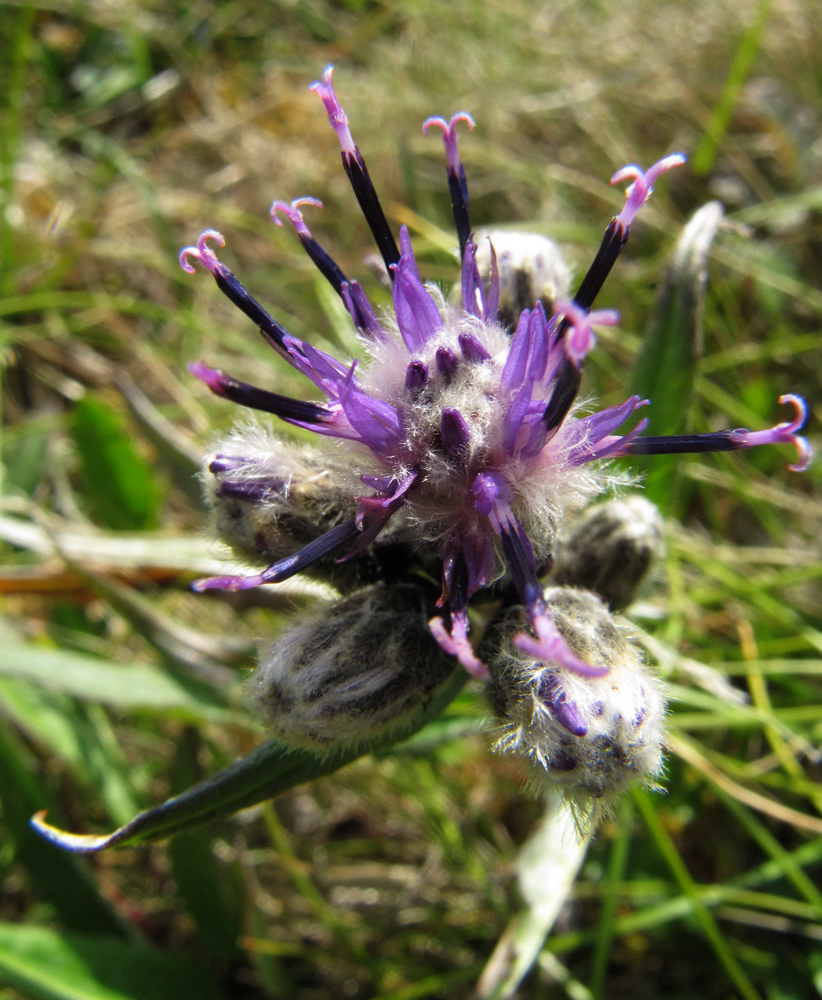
[181,67,810,681]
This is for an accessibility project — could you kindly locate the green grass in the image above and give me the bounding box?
[1,0,821,998]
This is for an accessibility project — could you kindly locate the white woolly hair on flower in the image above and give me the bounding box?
[484,586,667,827]
[249,583,456,755]
[203,421,361,560]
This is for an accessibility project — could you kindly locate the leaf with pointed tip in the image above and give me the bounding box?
[31,669,465,852]
[628,201,725,512]
[0,727,130,938]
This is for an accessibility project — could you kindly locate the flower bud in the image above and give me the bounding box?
[484,587,666,822]
[250,583,456,753]
[550,496,664,610]
[475,230,572,331]
[202,424,374,588]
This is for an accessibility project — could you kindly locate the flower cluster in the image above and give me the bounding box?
[180,67,809,804]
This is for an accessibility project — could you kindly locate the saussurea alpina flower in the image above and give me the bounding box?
[180,66,810,692]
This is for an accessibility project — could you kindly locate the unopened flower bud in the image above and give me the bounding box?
[484,587,666,822]
[250,583,456,753]
[551,496,664,610]
[202,424,370,588]
[475,230,572,331]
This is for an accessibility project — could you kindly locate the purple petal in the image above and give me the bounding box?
[341,280,386,341]
[566,396,650,464]
[459,332,491,363]
[503,378,535,454]
[461,239,483,318]
[339,379,403,454]
[440,407,471,460]
[612,153,686,228]
[435,346,459,381]
[501,307,532,390]
[309,65,356,153]
[405,360,428,394]
[392,235,443,351]
[538,673,589,736]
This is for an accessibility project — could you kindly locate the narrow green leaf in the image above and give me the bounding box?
[633,787,762,1000]
[691,0,773,175]
[70,395,162,531]
[0,633,234,722]
[590,797,633,1000]
[628,201,725,511]
[0,1,36,294]
[31,668,466,851]
[0,923,221,1000]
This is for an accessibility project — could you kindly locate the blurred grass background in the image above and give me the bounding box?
[1,0,821,997]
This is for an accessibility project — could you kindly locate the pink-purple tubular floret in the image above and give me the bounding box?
[180,66,810,682]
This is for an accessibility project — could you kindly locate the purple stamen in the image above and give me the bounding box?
[611,153,686,229]
[189,361,335,426]
[422,112,475,172]
[616,394,811,471]
[179,229,225,275]
[573,219,629,312]
[181,235,299,361]
[193,516,361,592]
[429,550,487,679]
[473,477,607,678]
[736,394,811,472]
[311,65,400,272]
[555,300,620,368]
[515,612,610,679]
[423,112,475,259]
[271,195,351,299]
[308,65,356,154]
[541,358,582,435]
[429,613,487,679]
[270,196,323,238]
